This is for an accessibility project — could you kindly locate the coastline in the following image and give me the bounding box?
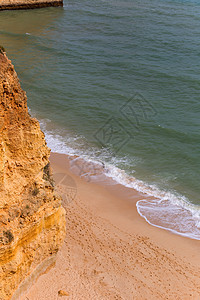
[39,118,200,241]
[23,152,200,299]
[2,0,200,297]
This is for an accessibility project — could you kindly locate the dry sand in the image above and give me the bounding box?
[23,152,200,300]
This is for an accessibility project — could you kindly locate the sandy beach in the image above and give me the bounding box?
[23,152,200,300]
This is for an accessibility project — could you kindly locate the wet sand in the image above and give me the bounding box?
[23,152,200,300]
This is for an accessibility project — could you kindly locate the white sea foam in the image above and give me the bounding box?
[105,164,200,240]
[39,118,200,241]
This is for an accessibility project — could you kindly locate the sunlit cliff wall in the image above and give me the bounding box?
[0,52,66,300]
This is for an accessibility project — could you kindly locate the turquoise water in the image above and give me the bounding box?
[1,0,200,238]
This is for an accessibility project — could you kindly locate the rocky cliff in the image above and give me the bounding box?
[0,52,66,299]
[0,0,63,10]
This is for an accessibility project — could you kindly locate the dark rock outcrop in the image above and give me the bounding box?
[0,0,63,11]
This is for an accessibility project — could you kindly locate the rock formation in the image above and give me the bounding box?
[0,0,63,10]
[0,52,66,299]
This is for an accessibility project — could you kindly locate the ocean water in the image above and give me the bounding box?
[1,0,200,239]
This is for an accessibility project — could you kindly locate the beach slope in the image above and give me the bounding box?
[24,152,200,300]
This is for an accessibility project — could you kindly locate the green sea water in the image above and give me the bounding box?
[1,0,200,238]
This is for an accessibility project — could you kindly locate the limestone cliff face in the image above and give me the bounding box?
[0,53,66,300]
[0,0,63,10]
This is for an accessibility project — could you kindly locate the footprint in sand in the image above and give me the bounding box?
[54,173,77,205]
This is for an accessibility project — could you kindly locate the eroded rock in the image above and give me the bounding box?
[0,52,66,299]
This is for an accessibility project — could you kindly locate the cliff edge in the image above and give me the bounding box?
[0,52,66,299]
[0,0,63,10]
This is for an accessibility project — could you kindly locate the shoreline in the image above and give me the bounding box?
[38,120,200,241]
[23,152,200,299]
